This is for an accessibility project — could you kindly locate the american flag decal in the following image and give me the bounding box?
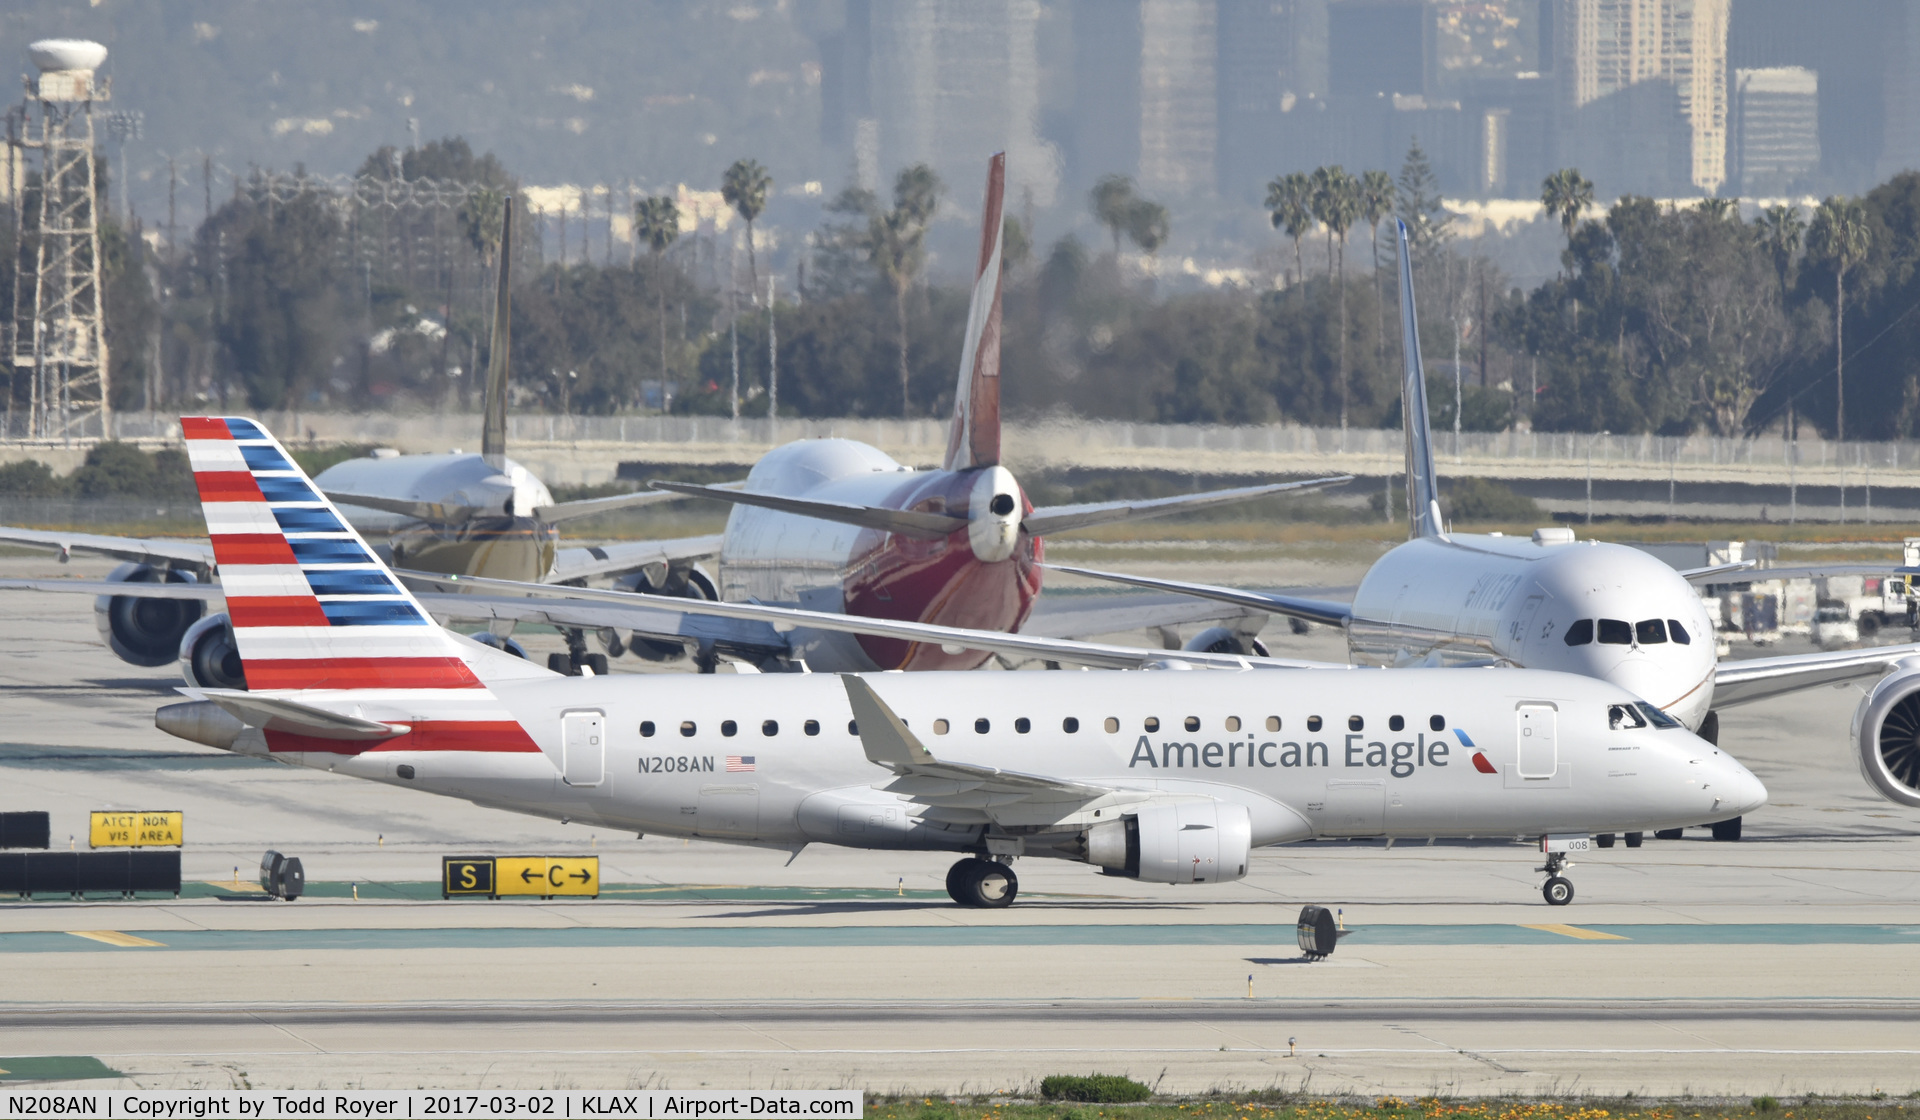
[726,755,756,773]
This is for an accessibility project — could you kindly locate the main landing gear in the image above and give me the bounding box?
[1537,851,1575,906]
[946,857,1018,908]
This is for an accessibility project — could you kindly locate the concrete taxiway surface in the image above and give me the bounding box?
[2,555,1919,1095]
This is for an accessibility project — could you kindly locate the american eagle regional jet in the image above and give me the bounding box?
[153,413,1764,908]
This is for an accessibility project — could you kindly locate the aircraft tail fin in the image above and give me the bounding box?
[181,416,549,698]
[942,153,1006,472]
[481,197,514,470]
[1396,220,1445,539]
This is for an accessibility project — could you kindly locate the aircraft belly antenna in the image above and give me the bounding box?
[482,196,514,470]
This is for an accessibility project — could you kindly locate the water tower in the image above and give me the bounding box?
[5,39,110,440]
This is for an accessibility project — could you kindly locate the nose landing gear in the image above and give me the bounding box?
[1537,851,1575,906]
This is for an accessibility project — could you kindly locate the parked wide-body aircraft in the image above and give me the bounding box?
[0,155,1343,683]
[155,414,1765,907]
[1054,221,1920,815]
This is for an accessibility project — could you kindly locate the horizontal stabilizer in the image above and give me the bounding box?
[1045,564,1353,627]
[650,481,967,540]
[196,689,410,741]
[1023,476,1351,538]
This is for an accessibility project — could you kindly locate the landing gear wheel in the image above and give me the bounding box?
[944,857,1017,908]
[1654,828,1685,840]
[547,653,574,675]
[1624,831,1644,848]
[1595,833,1616,848]
[579,652,610,677]
[1542,875,1574,906]
[1710,816,1742,841]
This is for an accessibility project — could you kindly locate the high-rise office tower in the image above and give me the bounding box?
[1731,66,1818,194]
[1556,0,1729,194]
[1216,0,1328,201]
[1072,0,1222,200]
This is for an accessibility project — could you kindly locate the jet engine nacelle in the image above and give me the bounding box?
[1183,626,1270,658]
[1852,660,1920,807]
[179,613,247,691]
[95,563,206,668]
[611,564,719,661]
[1086,801,1252,884]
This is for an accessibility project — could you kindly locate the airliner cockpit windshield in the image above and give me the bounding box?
[1567,619,1694,647]
[1610,701,1683,730]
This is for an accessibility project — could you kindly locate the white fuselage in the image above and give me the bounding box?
[236,665,1763,859]
[1347,534,1720,730]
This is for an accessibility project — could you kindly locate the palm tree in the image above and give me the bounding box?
[459,187,507,268]
[634,195,682,390]
[1358,170,1397,362]
[1091,174,1137,258]
[1695,197,1737,222]
[866,164,943,416]
[1264,171,1314,287]
[1540,168,1595,260]
[1755,203,1804,299]
[721,158,773,299]
[1310,166,1361,430]
[1807,195,1872,440]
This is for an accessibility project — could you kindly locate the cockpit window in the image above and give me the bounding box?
[1668,619,1691,645]
[1598,619,1632,645]
[1608,703,1647,730]
[1636,619,1668,645]
[1563,619,1594,646]
[1635,701,1682,729]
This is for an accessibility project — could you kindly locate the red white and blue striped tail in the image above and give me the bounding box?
[182,416,545,755]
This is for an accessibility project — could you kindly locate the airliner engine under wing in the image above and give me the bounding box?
[1053,219,1920,812]
[153,414,1764,908]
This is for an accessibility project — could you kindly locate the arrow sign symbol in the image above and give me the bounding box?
[521,867,540,883]
[571,869,591,883]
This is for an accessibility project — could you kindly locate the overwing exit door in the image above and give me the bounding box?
[562,711,605,787]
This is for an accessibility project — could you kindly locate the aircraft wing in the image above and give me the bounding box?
[414,590,790,663]
[0,578,223,600]
[398,569,1344,672]
[0,527,215,569]
[1044,563,1354,627]
[1023,594,1267,642]
[531,484,737,524]
[1689,563,1920,585]
[647,482,967,540]
[319,491,473,525]
[1022,476,1351,537]
[1712,644,1920,708]
[545,534,724,584]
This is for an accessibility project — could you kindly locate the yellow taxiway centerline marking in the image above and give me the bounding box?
[1522,923,1630,941]
[68,931,165,948]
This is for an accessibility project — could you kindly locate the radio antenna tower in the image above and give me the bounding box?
[6,40,111,441]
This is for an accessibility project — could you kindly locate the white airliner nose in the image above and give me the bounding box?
[1703,750,1768,818]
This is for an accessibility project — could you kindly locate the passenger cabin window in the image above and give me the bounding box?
[1265,716,1281,732]
[933,719,950,735]
[1104,717,1120,733]
[721,720,738,737]
[1564,619,1594,646]
[1388,715,1405,732]
[1430,714,1446,731]
[1184,716,1201,732]
[1348,715,1364,731]
[1636,619,1668,645]
[1598,618,1632,644]
[1063,717,1080,733]
[1608,703,1648,730]
[1144,717,1160,732]
[762,720,779,737]
[680,721,697,737]
[1307,716,1323,732]
[640,721,656,738]
[1668,619,1692,645]
[975,718,990,734]
[804,720,820,736]
[1015,717,1031,734]
[1225,716,1241,732]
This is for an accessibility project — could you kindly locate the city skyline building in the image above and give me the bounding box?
[1556,0,1729,195]
[1731,66,1819,194]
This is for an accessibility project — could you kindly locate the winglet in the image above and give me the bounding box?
[1396,220,1444,540]
[481,196,514,470]
[842,675,937,770]
[943,153,1006,472]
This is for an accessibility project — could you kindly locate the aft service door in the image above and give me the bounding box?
[1515,703,1557,779]
[561,711,605,787]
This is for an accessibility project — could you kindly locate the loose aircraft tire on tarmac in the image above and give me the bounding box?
[1595,833,1616,848]
[1654,828,1685,840]
[1711,816,1742,841]
[1624,831,1644,847]
[1542,875,1574,906]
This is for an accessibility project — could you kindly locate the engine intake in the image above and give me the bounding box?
[1086,801,1252,883]
[1854,661,1920,807]
[179,613,246,691]
[95,563,206,667]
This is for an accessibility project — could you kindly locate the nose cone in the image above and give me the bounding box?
[1705,750,1769,819]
